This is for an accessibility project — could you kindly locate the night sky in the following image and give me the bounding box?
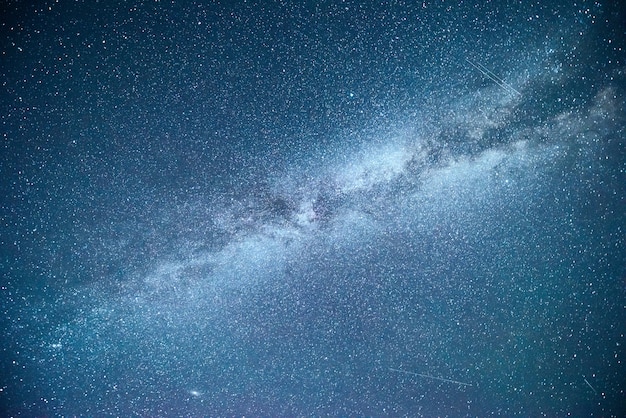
[2,0,625,416]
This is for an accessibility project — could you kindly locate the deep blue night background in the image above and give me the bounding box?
[1,0,625,416]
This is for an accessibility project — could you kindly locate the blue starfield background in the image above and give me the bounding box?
[1,1,625,416]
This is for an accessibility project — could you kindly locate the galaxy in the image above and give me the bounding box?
[1,1,625,416]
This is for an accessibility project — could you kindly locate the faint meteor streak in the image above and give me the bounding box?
[389,367,473,386]
[583,376,598,395]
[466,58,522,97]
